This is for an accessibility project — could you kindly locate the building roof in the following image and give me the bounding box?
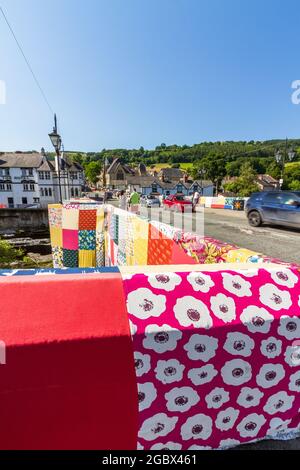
[257,174,278,185]
[0,152,43,168]
[38,158,55,171]
[159,167,184,180]
[0,151,84,172]
[107,158,135,175]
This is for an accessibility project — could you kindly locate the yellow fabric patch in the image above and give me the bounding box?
[226,248,261,263]
[50,226,63,247]
[132,217,148,265]
[79,250,96,267]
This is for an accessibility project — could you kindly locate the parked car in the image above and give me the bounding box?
[163,194,193,212]
[245,191,300,228]
[140,195,161,208]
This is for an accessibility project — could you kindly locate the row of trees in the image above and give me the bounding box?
[68,139,300,192]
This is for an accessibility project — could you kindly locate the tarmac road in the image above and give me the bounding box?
[147,206,300,265]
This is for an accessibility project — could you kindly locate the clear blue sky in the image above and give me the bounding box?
[0,0,300,152]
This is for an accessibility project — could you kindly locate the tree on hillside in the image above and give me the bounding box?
[192,155,226,195]
[224,162,259,197]
[84,161,102,185]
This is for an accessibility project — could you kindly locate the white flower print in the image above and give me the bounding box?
[289,370,300,392]
[267,418,292,436]
[181,414,213,441]
[284,344,300,367]
[263,391,295,415]
[216,407,240,431]
[219,439,241,449]
[148,273,182,292]
[187,272,215,293]
[210,293,236,323]
[139,413,178,441]
[134,352,151,377]
[270,268,298,288]
[165,386,200,413]
[223,332,255,357]
[138,382,157,411]
[151,442,182,450]
[127,288,166,319]
[188,364,218,386]
[221,359,252,386]
[205,387,230,409]
[259,284,292,311]
[240,306,274,334]
[137,442,144,450]
[155,359,185,384]
[222,273,252,297]
[184,334,218,362]
[129,319,137,336]
[143,324,182,354]
[260,337,282,359]
[173,296,213,329]
[256,363,285,389]
[278,316,300,340]
[237,413,266,438]
[237,387,264,408]
[188,445,212,450]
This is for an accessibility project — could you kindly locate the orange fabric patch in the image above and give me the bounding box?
[147,225,173,265]
[78,210,97,230]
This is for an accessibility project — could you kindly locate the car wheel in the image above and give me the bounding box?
[248,210,262,227]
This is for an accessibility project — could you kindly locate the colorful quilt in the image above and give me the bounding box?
[122,266,300,450]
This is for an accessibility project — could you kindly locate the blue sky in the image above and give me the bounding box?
[0,0,300,151]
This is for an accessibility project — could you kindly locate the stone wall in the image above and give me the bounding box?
[0,208,49,233]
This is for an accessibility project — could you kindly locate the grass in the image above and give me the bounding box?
[147,162,193,171]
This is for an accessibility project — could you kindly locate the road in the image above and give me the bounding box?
[147,206,300,265]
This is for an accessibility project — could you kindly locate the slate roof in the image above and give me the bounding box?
[0,152,43,168]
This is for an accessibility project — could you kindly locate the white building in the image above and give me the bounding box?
[0,150,84,208]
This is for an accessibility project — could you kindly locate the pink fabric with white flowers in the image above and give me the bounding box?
[122,266,300,450]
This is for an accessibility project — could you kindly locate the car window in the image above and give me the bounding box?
[263,193,281,204]
[280,193,300,206]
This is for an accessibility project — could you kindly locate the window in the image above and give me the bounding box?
[23,183,28,191]
[44,188,48,197]
[75,188,79,197]
[7,197,14,208]
[177,184,183,193]
[30,184,35,191]
[6,183,12,191]
[71,188,74,197]
[263,193,281,205]
[45,171,51,180]
[116,171,124,180]
[70,172,77,180]
[22,197,28,205]
[39,171,45,180]
[48,188,52,197]
[0,183,5,191]
[152,184,158,193]
[21,168,26,176]
[28,169,33,176]
[40,188,44,197]
[33,198,40,203]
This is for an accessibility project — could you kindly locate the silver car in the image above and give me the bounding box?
[140,195,161,208]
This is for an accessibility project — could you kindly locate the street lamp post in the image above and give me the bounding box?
[275,138,295,189]
[199,168,206,195]
[49,114,63,203]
